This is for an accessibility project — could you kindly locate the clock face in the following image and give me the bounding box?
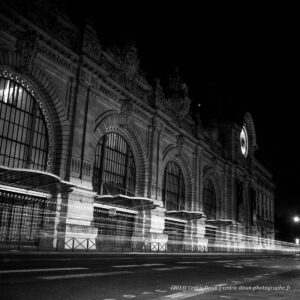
[240,126,248,157]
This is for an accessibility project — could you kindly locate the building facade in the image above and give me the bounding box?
[0,2,275,252]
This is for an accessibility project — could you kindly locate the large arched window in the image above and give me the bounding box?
[203,179,216,219]
[0,78,48,171]
[163,161,185,211]
[93,133,136,196]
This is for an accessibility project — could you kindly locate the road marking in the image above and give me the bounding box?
[165,292,193,298]
[90,257,133,260]
[215,260,233,263]
[1,258,73,262]
[0,267,88,274]
[153,268,173,271]
[38,271,132,280]
[171,266,193,270]
[239,259,254,261]
[155,289,168,292]
[141,292,153,294]
[122,295,136,298]
[231,281,241,284]
[112,263,165,268]
[162,288,208,299]
[176,261,207,264]
[112,264,140,268]
[143,263,165,267]
[224,265,243,268]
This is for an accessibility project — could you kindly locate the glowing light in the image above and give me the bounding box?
[0,86,15,104]
[240,125,248,157]
[294,216,300,223]
[296,238,299,244]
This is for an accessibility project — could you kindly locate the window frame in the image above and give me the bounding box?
[93,133,136,196]
[0,77,49,171]
[162,161,186,211]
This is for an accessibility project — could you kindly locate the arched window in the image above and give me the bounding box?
[163,161,185,211]
[0,78,48,171]
[93,133,136,196]
[203,179,216,219]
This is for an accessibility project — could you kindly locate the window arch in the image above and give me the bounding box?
[0,78,48,170]
[93,133,136,196]
[163,161,185,211]
[203,179,216,219]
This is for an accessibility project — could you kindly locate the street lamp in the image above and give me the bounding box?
[294,216,300,223]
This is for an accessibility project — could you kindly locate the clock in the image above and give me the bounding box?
[240,125,248,157]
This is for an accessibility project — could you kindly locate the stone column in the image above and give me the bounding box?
[183,218,208,252]
[132,206,168,251]
[54,187,98,250]
[198,148,204,211]
[147,118,163,200]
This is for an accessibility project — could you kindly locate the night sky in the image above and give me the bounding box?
[61,1,299,242]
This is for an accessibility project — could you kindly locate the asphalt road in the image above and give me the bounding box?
[0,252,299,299]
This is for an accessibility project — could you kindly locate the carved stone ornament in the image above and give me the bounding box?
[211,156,218,173]
[119,98,133,125]
[16,30,37,71]
[82,20,101,63]
[156,69,191,121]
[175,134,184,156]
[107,43,140,82]
[122,43,140,81]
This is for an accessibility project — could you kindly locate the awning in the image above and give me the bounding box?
[206,219,233,226]
[166,210,205,220]
[95,194,159,210]
[0,166,73,195]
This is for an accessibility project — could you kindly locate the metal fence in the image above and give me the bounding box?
[1,236,299,254]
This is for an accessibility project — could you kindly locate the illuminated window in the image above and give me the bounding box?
[0,78,48,170]
[203,179,216,219]
[93,133,136,196]
[163,161,185,211]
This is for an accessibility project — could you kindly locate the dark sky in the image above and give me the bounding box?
[62,1,299,241]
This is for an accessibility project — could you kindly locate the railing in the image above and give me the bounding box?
[1,236,299,254]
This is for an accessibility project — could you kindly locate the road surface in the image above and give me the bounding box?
[0,252,299,299]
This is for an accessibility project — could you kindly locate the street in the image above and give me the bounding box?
[0,252,300,299]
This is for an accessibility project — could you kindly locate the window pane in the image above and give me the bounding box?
[93,133,136,196]
[0,78,48,170]
[163,161,185,211]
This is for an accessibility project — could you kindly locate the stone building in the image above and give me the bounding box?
[0,1,275,251]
